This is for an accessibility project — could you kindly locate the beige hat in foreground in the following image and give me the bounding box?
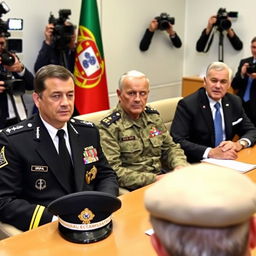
[144,163,256,227]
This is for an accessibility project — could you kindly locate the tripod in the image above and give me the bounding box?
[218,28,224,62]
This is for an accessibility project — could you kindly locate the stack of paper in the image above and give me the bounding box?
[201,158,256,173]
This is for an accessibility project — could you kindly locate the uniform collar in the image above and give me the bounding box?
[39,115,69,141]
[116,103,154,129]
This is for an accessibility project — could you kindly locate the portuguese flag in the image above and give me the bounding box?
[74,0,110,114]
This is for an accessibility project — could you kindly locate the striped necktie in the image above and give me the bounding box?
[214,102,223,147]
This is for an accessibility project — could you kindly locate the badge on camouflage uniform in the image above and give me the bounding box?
[149,126,162,137]
[78,208,95,224]
[85,165,97,184]
[0,146,8,168]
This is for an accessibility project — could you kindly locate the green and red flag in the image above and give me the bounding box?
[74,0,109,114]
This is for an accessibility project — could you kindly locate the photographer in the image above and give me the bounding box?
[231,37,256,126]
[0,35,34,129]
[139,17,182,51]
[34,15,76,73]
[196,14,243,52]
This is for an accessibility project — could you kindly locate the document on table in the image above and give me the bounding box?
[201,158,256,173]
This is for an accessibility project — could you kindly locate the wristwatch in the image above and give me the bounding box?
[239,140,248,149]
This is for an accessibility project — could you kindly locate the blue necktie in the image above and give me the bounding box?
[214,102,223,147]
[243,77,253,102]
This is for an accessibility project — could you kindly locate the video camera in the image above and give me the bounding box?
[215,8,238,31]
[155,13,175,31]
[0,1,24,95]
[0,1,23,66]
[0,71,25,95]
[247,64,256,74]
[48,9,75,50]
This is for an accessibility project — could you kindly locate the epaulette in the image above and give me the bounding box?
[145,106,159,114]
[70,118,95,128]
[2,122,33,136]
[100,111,121,127]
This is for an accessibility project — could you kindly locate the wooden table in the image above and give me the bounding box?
[1,147,256,256]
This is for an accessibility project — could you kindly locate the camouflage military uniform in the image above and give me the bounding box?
[98,104,188,190]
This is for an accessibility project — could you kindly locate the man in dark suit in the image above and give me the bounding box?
[0,65,118,232]
[171,62,256,163]
[232,37,256,126]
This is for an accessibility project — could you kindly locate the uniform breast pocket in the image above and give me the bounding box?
[149,136,163,155]
[119,140,143,161]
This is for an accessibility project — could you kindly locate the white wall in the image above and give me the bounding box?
[5,0,253,111]
[101,0,185,106]
[184,0,255,77]
[4,0,81,72]
[2,0,185,109]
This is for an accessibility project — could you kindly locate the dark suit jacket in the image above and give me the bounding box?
[231,56,256,125]
[34,41,75,73]
[171,88,256,163]
[0,114,118,231]
[0,68,34,128]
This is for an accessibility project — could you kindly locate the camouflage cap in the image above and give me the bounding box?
[144,163,256,227]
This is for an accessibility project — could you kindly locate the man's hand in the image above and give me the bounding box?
[0,81,5,93]
[206,15,217,34]
[208,141,238,160]
[166,24,176,37]
[148,19,158,32]
[44,24,55,45]
[248,72,256,80]
[241,63,250,76]
[4,54,24,73]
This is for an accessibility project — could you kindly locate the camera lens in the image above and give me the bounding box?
[219,19,231,30]
[1,50,15,66]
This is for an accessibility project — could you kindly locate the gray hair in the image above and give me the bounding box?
[206,62,232,81]
[151,216,249,256]
[118,70,149,90]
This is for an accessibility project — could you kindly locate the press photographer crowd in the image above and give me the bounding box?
[0,0,256,134]
[0,2,76,128]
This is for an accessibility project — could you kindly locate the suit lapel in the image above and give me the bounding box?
[222,95,232,138]
[68,123,85,191]
[198,89,215,145]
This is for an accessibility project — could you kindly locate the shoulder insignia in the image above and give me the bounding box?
[100,111,121,127]
[71,118,95,127]
[2,122,33,136]
[145,106,159,114]
[0,146,8,168]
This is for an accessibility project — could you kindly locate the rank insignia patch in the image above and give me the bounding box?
[85,165,97,184]
[83,146,99,164]
[0,146,8,168]
[78,208,95,224]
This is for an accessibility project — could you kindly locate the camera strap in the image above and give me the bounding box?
[9,94,27,121]
[203,26,216,53]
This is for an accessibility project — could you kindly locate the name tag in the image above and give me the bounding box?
[31,165,48,172]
